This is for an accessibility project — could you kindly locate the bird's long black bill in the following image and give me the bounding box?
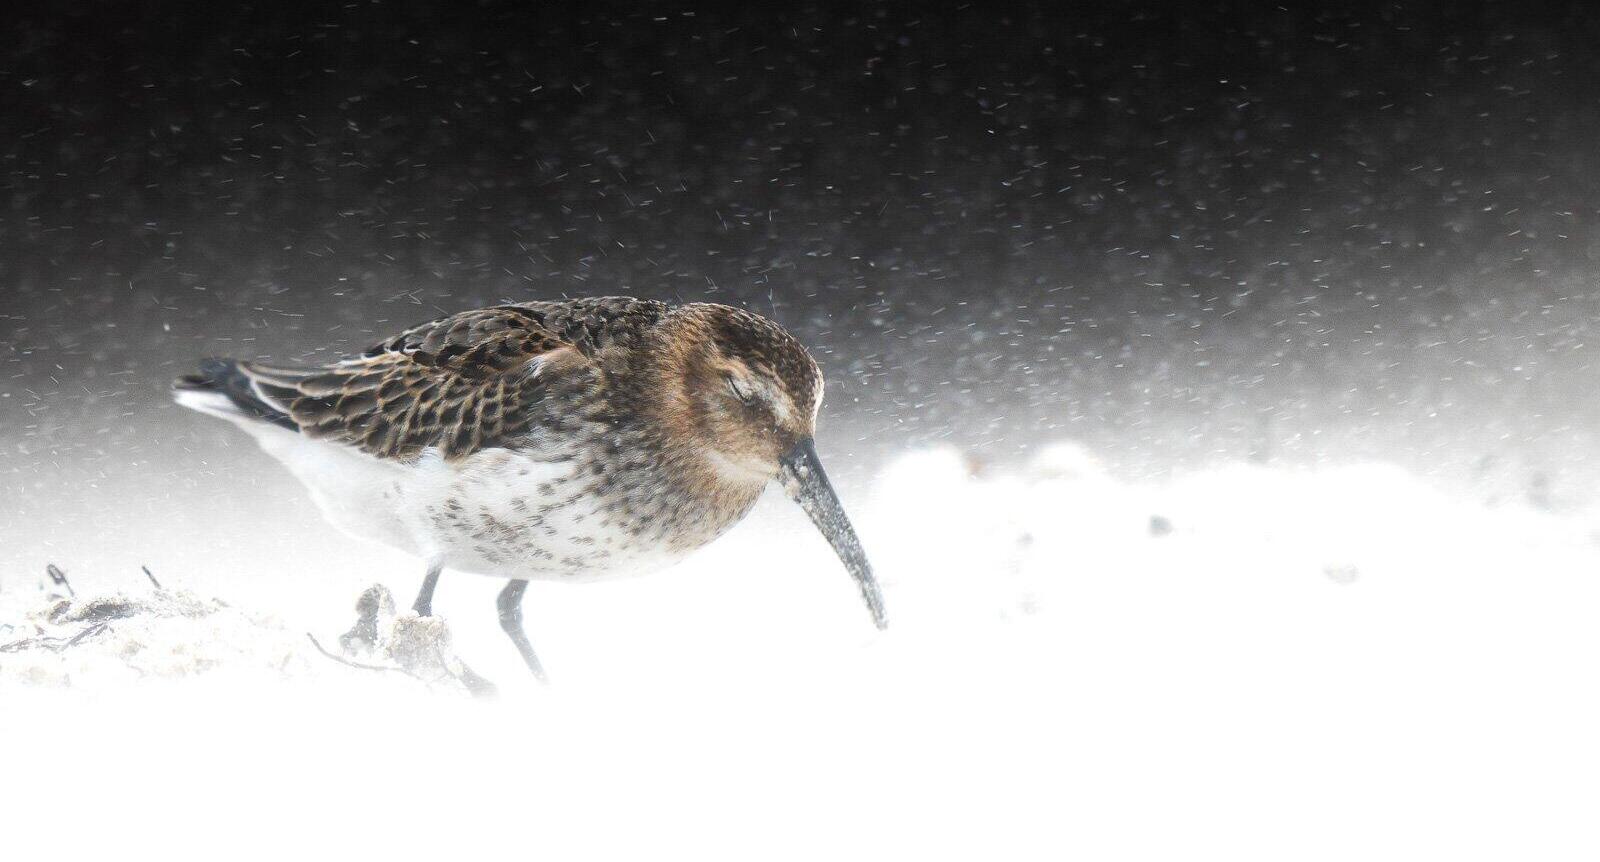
[778,438,888,630]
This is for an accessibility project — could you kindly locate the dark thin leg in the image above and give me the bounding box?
[413,563,442,617]
[496,579,547,683]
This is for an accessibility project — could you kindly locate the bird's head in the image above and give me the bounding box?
[657,304,823,485]
[646,303,887,629]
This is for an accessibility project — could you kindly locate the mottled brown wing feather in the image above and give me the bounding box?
[366,297,669,361]
[239,306,592,461]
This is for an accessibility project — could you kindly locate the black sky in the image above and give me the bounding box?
[5,2,1600,500]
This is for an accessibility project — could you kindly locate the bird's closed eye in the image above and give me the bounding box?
[726,375,758,406]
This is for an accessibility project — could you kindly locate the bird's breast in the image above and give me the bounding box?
[403,444,757,582]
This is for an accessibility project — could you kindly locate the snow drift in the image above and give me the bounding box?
[4,442,1600,860]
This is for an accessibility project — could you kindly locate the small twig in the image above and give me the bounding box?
[305,633,419,677]
[46,564,75,598]
[0,622,110,654]
[0,638,38,654]
[60,621,108,651]
[141,565,163,590]
[306,633,496,696]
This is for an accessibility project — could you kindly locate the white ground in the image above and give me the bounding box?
[4,442,1600,859]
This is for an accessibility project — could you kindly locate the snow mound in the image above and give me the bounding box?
[5,443,1600,859]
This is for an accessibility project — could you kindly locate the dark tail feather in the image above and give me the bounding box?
[174,358,298,431]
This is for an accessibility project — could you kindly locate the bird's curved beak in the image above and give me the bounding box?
[778,437,888,630]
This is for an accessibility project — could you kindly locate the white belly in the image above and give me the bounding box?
[187,392,690,582]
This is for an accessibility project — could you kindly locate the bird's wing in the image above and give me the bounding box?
[238,305,595,461]
[494,296,670,357]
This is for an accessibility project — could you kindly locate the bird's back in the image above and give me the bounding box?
[177,297,669,461]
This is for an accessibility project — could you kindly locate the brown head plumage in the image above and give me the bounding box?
[627,303,884,628]
[638,303,825,486]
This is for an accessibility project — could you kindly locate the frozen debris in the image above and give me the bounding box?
[0,586,298,688]
[323,583,494,696]
[339,582,397,657]
[1149,515,1174,537]
[0,580,488,696]
[386,615,495,695]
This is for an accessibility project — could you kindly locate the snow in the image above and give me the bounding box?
[5,442,1600,859]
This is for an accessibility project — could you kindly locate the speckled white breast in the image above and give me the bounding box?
[395,446,693,582]
[191,393,695,582]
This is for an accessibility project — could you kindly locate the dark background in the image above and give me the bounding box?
[6,2,1600,576]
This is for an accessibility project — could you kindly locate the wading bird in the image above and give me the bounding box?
[175,297,886,681]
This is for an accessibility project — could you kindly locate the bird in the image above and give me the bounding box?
[173,296,887,682]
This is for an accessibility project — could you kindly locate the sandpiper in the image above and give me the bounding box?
[174,297,887,681]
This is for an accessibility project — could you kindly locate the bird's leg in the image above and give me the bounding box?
[496,579,547,682]
[412,563,442,617]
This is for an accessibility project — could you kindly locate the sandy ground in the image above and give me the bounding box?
[4,444,1600,859]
